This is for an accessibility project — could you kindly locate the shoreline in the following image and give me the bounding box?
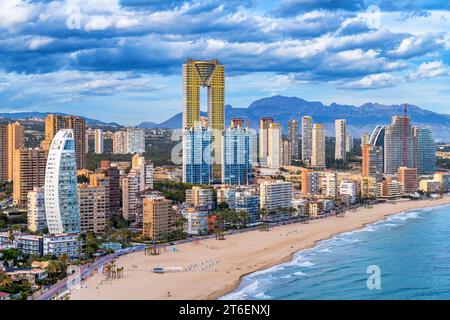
[69,197,450,300]
[213,200,450,300]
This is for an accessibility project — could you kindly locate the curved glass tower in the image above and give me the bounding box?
[45,129,81,234]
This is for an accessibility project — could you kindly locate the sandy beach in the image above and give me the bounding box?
[69,197,450,300]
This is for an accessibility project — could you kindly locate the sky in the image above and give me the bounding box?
[0,0,449,125]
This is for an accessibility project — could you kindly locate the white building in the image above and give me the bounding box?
[335,119,346,162]
[267,123,282,169]
[43,234,79,259]
[122,170,139,222]
[182,208,209,235]
[27,187,47,233]
[113,131,128,154]
[94,129,103,154]
[322,172,338,198]
[339,180,358,203]
[311,124,325,167]
[127,128,145,154]
[301,116,313,164]
[260,180,293,212]
[44,129,81,235]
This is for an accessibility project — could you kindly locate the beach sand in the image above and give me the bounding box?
[69,197,450,300]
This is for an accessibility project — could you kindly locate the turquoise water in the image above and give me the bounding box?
[222,204,450,300]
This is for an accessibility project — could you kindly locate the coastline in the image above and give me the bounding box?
[69,196,450,300]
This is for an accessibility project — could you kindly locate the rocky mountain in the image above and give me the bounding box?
[140,95,450,141]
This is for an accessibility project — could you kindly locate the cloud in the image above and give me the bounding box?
[339,73,399,89]
[386,33,446,59]
[407,60,449,81]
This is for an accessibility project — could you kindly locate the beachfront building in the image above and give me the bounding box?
[260,180,293,212]
[384,115,414,174]
[361,176,380,198]
[362,144,383,181]
[44,129,81,235]
[311,124,325,168]
[419,179,440,193]
[301,169,321,196]
[182,207,209,235]
[78,184,108,234]
[335,119,346,162]
[27,187,46,233]
[339,180,358,204]
[288,119,299,159]
[381,178,402,198]
[301,116,313,164]
[321,172,338,199]
[183,125,213,184]
[142,195,174,241]
[43,234,79,258]
[413,127,436,174]
[94,129,103,154]
[434,172,450,193]
[222,126,253,185]
[186,186,214,211]
[397,167,418,194]
[235,188,260,225]
[216,185,236,208]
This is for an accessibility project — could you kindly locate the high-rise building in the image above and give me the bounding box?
[13,148,48,206]
[7,122,24,181]
[281,139,292,166]
[345,133,353,153]
[361,133,370,147]
[217,185,237,209]
[413,127,436,174]
[301,116,313,164]
[122,170,139,222]
[142,195,174,240]
[0,125,7,182]
[182,59,224,130]
[127,128,145,154]
[182,125,213,184]
[334,119,346,162]
[267,122,282,169]
[397,167,418,194]
[27,187,47,233]
[113,131,128,154]
[311,123,325,168]
[44,129,81,235]
[369,125,385,172]
[301,169,321,195]
[222,126,253,185]
[321,171,338,198]
[93,160,120,218]
[259,117,274,166]
[288,119,299,159]
[260,180,293,212]
[230,118,245,129]
[384,116,414,174]
[42,115,86,169]
[186,186,214,210]
[362,144,383,181]
[94,129,103,154]
[78,184,107,234]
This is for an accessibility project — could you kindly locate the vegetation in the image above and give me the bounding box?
[153,181,194,203]
[437,158,450,170]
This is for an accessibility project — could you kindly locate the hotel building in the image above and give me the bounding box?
[260,180,293,212]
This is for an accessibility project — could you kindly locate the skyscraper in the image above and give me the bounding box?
[127,128,145,154]
[42,114,86,169]
[311,123,325,168]
[7,122,24,181]
[182,59,224,130]
[267,122,282,169]
[13,148,48,206]
[113,131,128,154]
[78,184,107,234]
[384,116,414,174]
[142,195,174,241]
[335,119,346,162]
[345,133,353,153]
[44,129,81,235]
[282,139,292,166]
[0,125,7,182]
[397,167,418,194]
[361,133,370,146]
[361,144,383,181]
[182,124,213,184]
[259,117,273,166]
[122,170,139,222]
[369,125,385,172]
[222,126,253,185]
[94,129,103,154]
[413,127,436,174]
[301,116,313,164]
[288,119,299,159]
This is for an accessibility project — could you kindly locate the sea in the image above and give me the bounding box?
[221,204,450,300]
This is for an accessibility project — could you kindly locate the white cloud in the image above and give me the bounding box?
[407,61,449,81]
[339,73,400,89]
[28,37,55,50]
[0,0,36,29]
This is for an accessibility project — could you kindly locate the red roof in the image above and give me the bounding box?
[0,292,10,298]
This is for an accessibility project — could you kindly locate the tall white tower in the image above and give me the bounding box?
[45,129,80,234]
[335,119,346,162]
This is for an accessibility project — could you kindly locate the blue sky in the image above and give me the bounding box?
[0,0,449,125]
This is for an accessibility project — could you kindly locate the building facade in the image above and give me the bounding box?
[222,126,253,185]
[27,187,47,233]
[335,119,346,162]
[288,119,299,159]
[311,123,325,168]
[94,129,103,154]
[301,116,313,164]
[182,125,213,184]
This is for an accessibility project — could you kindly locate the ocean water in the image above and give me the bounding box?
[222,204,450,300]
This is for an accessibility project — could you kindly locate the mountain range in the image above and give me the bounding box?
[139,95,450,141]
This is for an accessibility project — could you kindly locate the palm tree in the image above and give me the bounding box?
[0,272,13,288]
